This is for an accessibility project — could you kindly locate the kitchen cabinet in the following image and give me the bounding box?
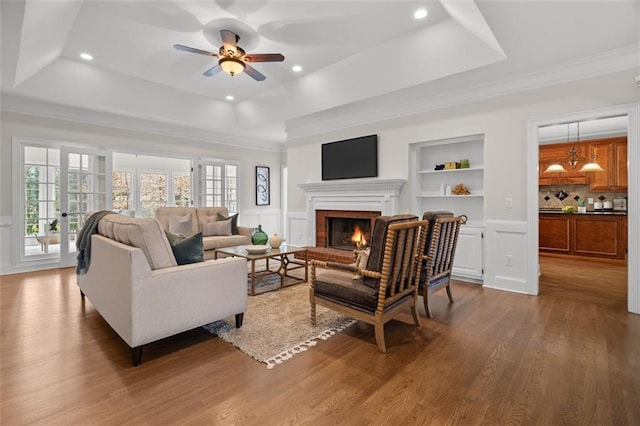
[588,137,627,192]
[539,213,627,262]
[539,142,589,185]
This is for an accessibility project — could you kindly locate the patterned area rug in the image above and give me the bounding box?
[204,282,357,369]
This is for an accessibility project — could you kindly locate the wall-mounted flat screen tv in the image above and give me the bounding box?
[321,135,378,180]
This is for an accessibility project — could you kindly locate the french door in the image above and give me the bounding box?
[59,146,112,267]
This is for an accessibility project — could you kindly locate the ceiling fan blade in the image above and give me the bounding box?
[220,29,239,54]
[244,53,285,63]
[174,44,218,57]
[243,64,266,81]
[203,64,222,77]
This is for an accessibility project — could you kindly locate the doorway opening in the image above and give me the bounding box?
[528,105,639,314]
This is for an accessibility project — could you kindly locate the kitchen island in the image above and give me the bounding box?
[539,210,627,263]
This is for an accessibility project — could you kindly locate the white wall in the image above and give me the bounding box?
[286,68,639,301]
[0,111,283,274]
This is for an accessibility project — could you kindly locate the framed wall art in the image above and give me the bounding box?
[255,166,270,206]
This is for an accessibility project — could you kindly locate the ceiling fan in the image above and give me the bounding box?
[174,29,284,81]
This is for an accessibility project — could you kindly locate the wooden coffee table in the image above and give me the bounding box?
[213,245,308,296]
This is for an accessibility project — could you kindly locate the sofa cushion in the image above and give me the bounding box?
[165,230,204,265]
[156,207,199,235]
[202,219,232,237]
[202,235,250,250]
[196,207,230,228]
[217,212,239,235]
[98,214,177,269]
[169,212,194,236]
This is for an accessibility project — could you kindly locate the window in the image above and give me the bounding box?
[112,171,132,211]
[173,173,191,207]
[23,146,60,257]
[139,172,167,217]
[196,162,238,213]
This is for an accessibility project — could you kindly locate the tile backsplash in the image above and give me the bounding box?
[539,184,627,209]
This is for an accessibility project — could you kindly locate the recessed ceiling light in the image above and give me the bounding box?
[292,65,302,73]
[225,95,235,101]
[414,8,428,19]
[80,53,93,61]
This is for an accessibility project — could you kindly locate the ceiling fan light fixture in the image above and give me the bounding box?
[219,57,245,76]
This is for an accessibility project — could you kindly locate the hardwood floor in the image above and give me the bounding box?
[1,261,638,425]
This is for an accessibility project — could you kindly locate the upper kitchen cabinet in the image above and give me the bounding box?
[539,142,589,186]
[588,137,628,192]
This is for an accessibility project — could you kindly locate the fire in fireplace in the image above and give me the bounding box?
[315,210,380,251]
[327,218,371,250]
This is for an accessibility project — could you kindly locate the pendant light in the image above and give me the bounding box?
[543,124,569,173]
[577,121,605,172]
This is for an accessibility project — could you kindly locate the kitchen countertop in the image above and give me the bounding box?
[539,209,627,216]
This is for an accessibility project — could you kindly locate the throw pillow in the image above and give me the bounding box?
[202,219,232,237]
[165,230,204,265]
[169,213,193,236]
[216,212,239,235]
[352,248,371,280]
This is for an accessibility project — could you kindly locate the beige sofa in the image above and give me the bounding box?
[76,213,248,366]
[155,207,251,260]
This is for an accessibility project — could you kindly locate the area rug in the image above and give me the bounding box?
[204,283,357,369]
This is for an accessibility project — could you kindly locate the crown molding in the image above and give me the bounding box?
[0,93,286,153]
[286,44,639,141]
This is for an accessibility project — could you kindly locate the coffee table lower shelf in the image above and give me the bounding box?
[214,245,308,296]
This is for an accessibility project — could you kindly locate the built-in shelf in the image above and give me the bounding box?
[417,193,485,198]
[417,166,484,175]
[408,134,485,282]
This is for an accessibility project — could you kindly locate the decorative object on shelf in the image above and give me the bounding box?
[445,184,452,196]
[451,183,470,195]
[252,224,269,245]
[434,164,445,170]
[444,162,460,169]
[460,159,470,168]
[255,166,270,206]
[269,233,283,249]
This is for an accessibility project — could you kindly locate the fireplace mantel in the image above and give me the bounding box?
[298,178,406,246]
[298,178,406,195]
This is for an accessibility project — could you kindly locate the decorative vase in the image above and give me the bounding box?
[252,225,268,245]
[269,233,283,249]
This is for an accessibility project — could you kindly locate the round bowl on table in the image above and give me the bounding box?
[244,245,270,254]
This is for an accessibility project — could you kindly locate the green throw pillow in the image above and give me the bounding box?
[165,230,204,265]
[217,212,239,235]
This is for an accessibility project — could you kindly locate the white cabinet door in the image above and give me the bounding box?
[453,226,483,282]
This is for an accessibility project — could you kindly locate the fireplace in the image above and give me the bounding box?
[316,210,380,251]
[298,178,406,248]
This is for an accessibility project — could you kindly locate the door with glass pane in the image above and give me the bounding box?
[59,147,112,267]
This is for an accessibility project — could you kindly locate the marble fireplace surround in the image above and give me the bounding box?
[298,179,406,247]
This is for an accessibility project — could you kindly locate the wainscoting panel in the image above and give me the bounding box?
[241,209,281,237]
[287,212,308,247]
[484,220,530,294]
